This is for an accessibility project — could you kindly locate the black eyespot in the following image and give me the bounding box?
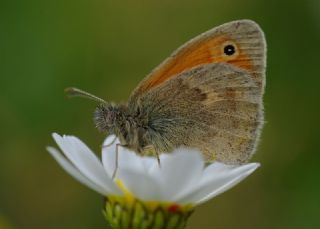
[224,44,236,56]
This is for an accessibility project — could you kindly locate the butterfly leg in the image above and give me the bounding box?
[100,136,122,179]
[156,151,161,167]
[142,145,161,167]
[112,143,128,179]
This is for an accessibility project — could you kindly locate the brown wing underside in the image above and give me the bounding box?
[130,19,266,100]
[127,20,266,164]
[134,63,264,164]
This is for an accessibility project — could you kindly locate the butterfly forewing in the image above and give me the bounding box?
[130,20,266,99]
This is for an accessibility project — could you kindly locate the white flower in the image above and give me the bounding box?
[47,133,259,206]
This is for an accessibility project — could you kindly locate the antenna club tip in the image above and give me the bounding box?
[65,87,75,92]
[64,87,79,97]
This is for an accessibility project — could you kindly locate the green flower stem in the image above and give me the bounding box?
[103,196,194,229]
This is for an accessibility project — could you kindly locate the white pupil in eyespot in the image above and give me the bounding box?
[224,45,236,56]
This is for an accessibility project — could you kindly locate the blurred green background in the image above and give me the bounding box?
[1,0,320,228]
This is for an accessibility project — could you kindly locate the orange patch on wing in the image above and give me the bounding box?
[138,35,254,94]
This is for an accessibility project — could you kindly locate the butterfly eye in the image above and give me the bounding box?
[224,44,236,56]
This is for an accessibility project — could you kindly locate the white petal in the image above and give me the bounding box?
[101,136,156,178]
[176,163,260,204]
[197,163,260,204]
[140,156,157,172]
[117,168,163,201]
[47,146,108,195]
[52,133,120,195]
[148,148,204,202]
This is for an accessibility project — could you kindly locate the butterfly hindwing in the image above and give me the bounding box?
[130,63,263,163]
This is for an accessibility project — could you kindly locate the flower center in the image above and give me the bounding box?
[103,179,194,229]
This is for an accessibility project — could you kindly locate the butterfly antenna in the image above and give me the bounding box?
[65,87,106,104]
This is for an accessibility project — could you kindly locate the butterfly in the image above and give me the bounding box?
[66,19,266,165]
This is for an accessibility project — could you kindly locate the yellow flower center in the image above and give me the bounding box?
[103,179,194,228]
